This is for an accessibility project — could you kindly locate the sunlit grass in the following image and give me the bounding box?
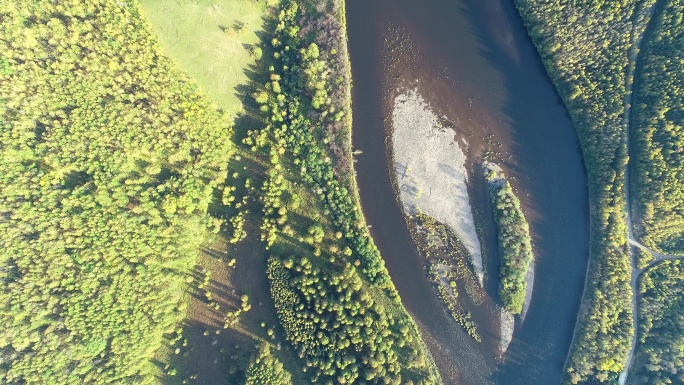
[139,0,267,117]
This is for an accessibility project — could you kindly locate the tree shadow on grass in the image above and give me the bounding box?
[155,8,311,385]
[154,318,258,385]
[231,16,276,144]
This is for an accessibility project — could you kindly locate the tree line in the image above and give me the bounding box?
[486,169,533,315]
[515,0,645,382]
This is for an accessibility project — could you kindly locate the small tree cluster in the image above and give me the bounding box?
[486,170,534,315]
[245,345,293,385]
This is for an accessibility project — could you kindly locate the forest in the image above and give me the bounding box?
[632,0,684,255]
[515,0,645,383]
[628,3,684,384]
[516,0,684,383]
[245,345,293,385]
[631,260,684,385]
[0,0,234,383]
[486,169,533,315]
[252,2,441,383]
[0,0,442,383]
[268,257,425,384]
[6,0,684,383]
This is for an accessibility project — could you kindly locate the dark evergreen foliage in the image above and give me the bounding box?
[515,0,642,382]
[633,0,684,254]
[245,345,293,385]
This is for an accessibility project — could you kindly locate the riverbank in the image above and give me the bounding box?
[390,90,484,285]
[349,0,591,382]
[328,4,445,382]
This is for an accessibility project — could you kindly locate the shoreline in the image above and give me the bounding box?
[337,4,445,383]
[390,89,485,286]
[483,161,536,353]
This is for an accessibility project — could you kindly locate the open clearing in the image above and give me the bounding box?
[139,2,280,384]
[139,0,266,117]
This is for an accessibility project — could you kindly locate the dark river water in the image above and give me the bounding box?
[346,0,590,384]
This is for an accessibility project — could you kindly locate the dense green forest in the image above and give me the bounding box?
[269,258,426,384]
[252,2,441,383]
[631,260,684,385]
[0,0,233,383]
[245,345,293,385]
[632,0,684,255]
[485,169,533,315]
[515,0,646,383]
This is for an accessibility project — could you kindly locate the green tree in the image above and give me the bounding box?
[245,345,292,385]
[0,0,233,383]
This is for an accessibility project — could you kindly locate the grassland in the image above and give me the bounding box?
[137,2,289,384]
[139,0,269,117]
[143,0,442,384]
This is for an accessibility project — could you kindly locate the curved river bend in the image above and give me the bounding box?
[346,0,590,384]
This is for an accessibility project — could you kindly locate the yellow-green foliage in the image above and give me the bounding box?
[633,0,684,254]
[515,1,643,382]
[635,247,655,270]
[486,173,533,315]
[634,260,684,384]
[245,345,293,385]
[255,2,440,384]
[0,0,232,383]
[268,257,436,384]
[248,0,388,284]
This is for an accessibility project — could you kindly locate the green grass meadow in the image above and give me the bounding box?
[139,0,268,117]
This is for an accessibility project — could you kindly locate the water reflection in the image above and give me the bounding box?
[347,0,589,384]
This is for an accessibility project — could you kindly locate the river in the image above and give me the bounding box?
[346,0,590,384]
